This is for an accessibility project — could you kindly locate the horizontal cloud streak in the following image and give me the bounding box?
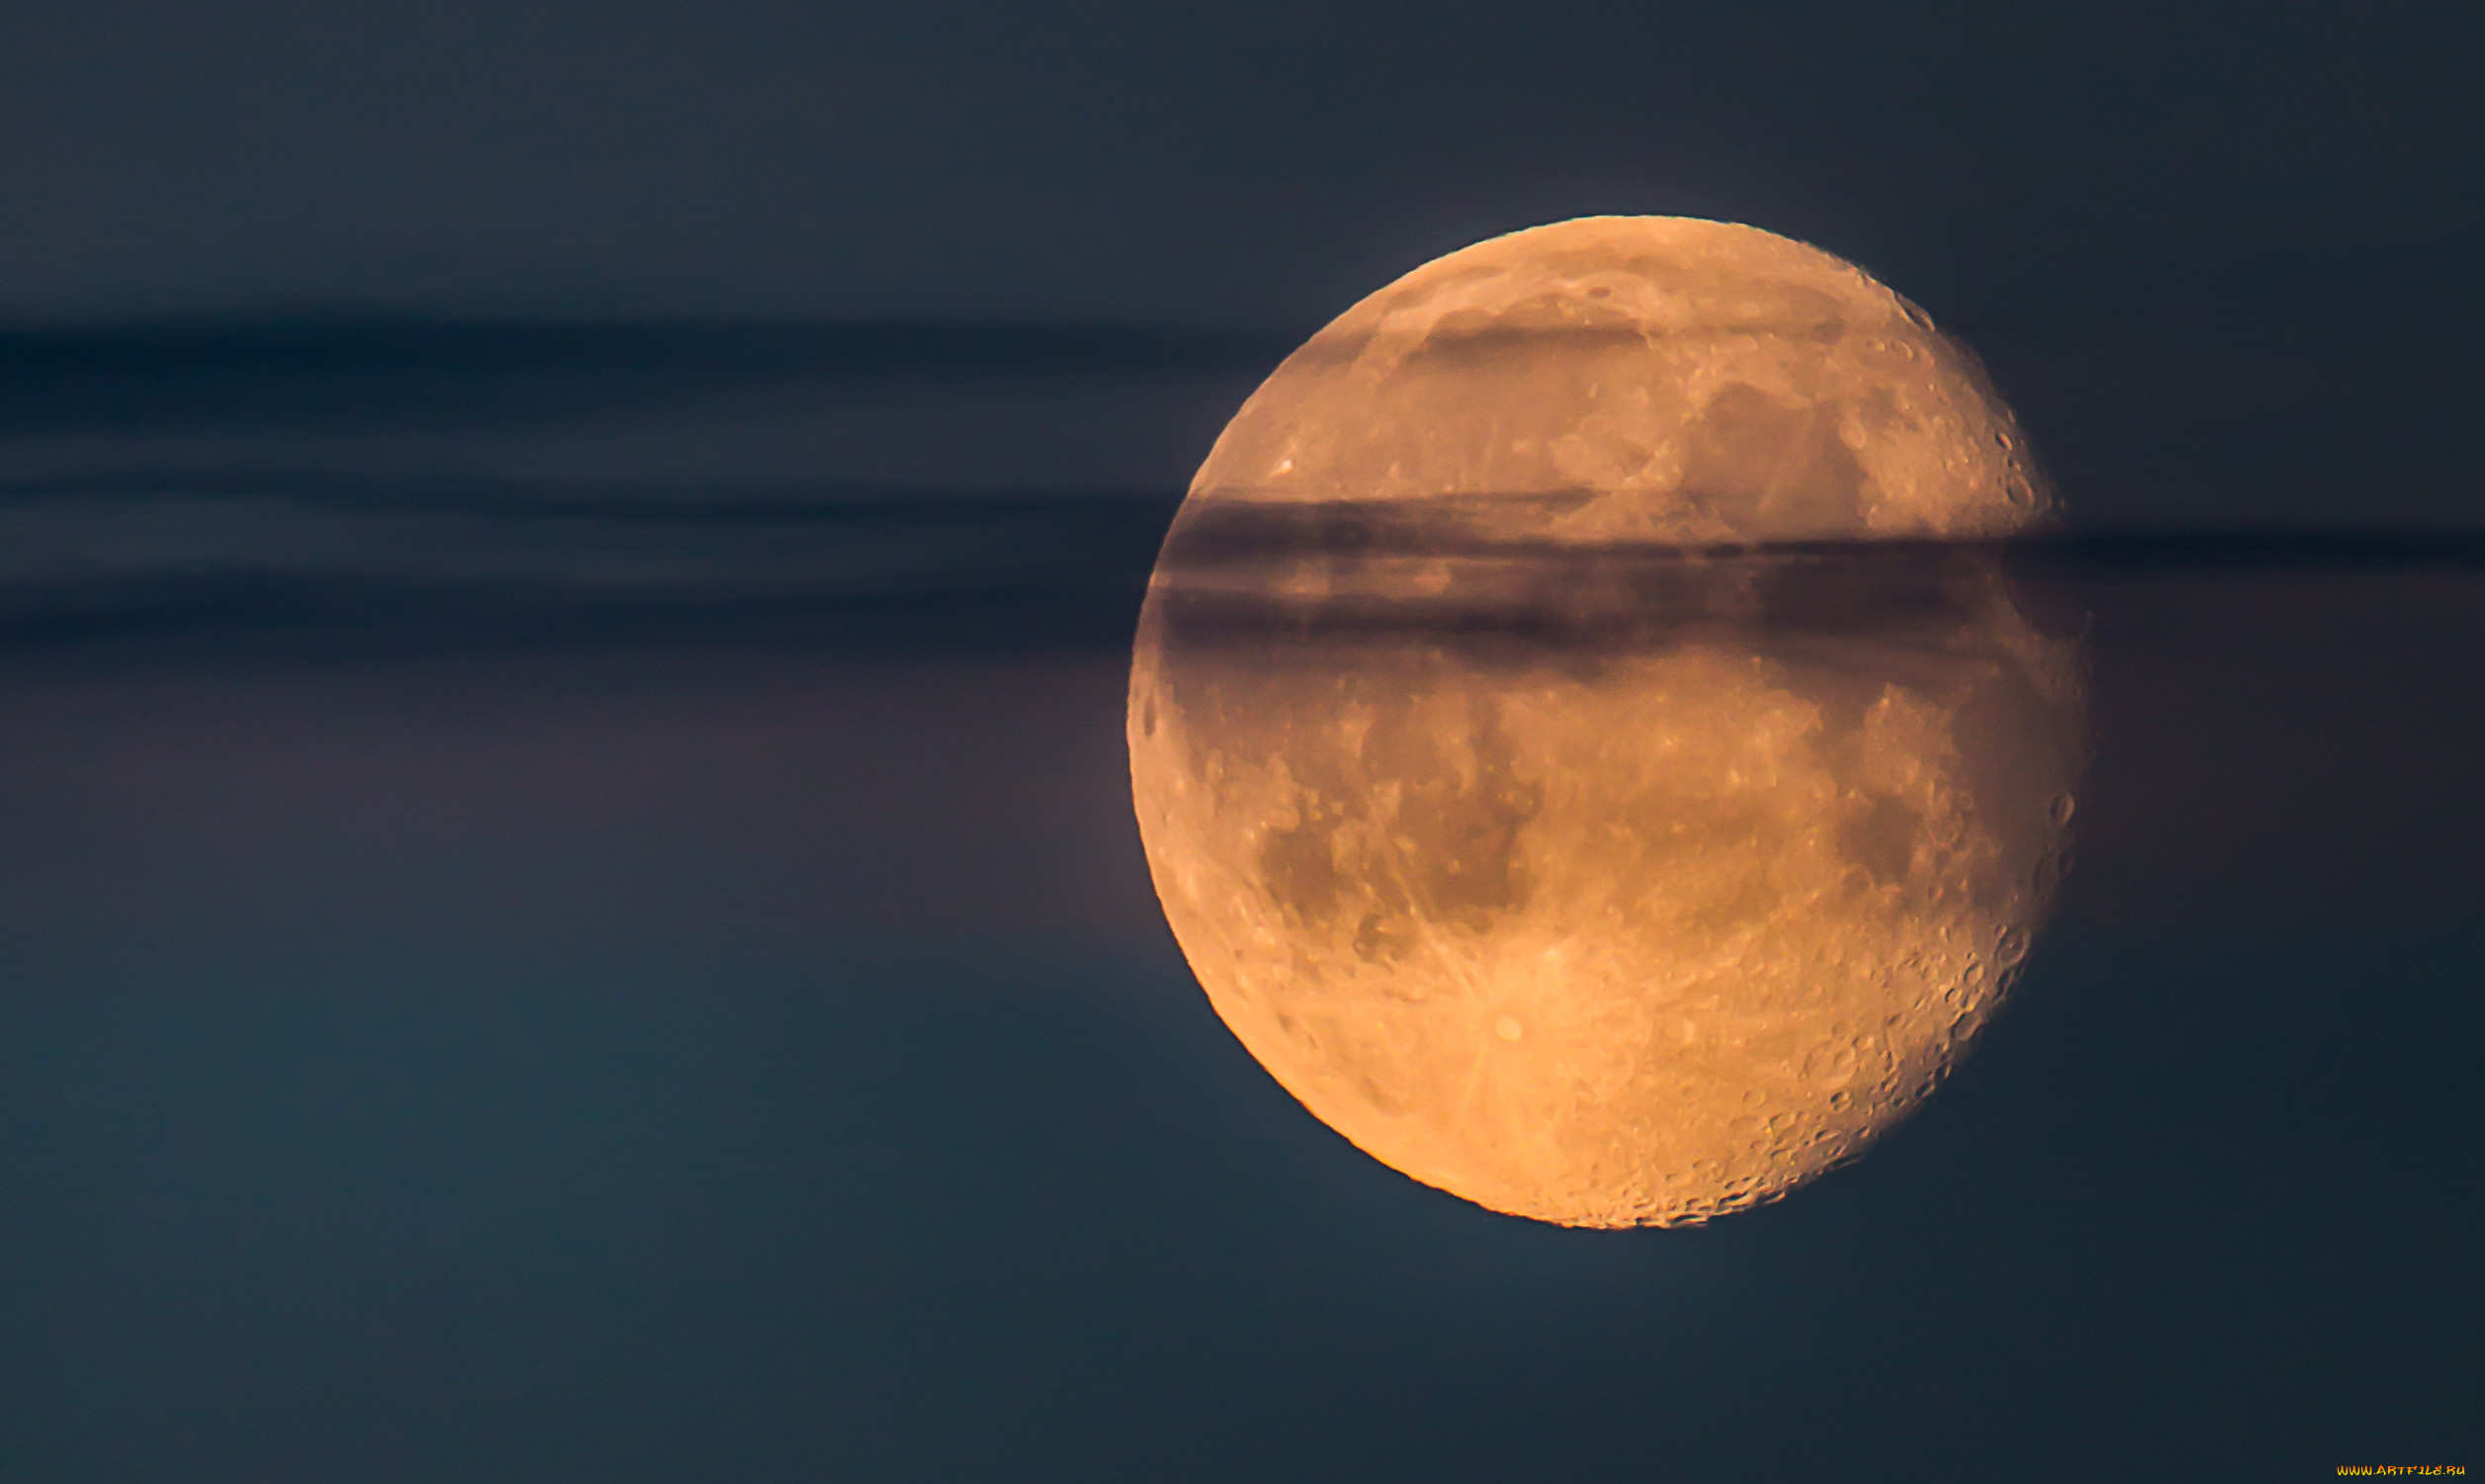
[0,467,2474,665]
[0,318,1286,435]
[0,480,1181,662]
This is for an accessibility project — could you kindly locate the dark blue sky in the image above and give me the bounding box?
[2,1,2480,526]
[1,0,2473,328]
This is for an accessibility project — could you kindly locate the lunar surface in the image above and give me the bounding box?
[1130,217,2086,1227]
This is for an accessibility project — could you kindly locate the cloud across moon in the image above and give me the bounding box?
[1130,218,2086,1227]
[1186,215,2048,547]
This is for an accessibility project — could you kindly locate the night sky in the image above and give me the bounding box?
[0,1,2476,1479]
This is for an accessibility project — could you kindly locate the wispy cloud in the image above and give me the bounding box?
[0,317,2473,665]
[0,479,1185,663]
[0,318,1284,434]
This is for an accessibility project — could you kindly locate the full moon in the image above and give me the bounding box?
[1129,217,2086,1227]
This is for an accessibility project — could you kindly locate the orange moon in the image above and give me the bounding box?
[1129,218,2086,1227]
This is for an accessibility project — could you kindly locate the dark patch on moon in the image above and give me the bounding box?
[1249,678,1545,953]
[1678,383,1873,535]
[1840,792,1925,886]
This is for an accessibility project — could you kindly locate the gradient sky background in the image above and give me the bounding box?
[0,3,2477,1480]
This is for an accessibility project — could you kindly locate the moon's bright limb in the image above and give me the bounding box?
[1130,218,2085,1228]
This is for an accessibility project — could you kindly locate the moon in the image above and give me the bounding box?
[1129,217,2085,1228]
